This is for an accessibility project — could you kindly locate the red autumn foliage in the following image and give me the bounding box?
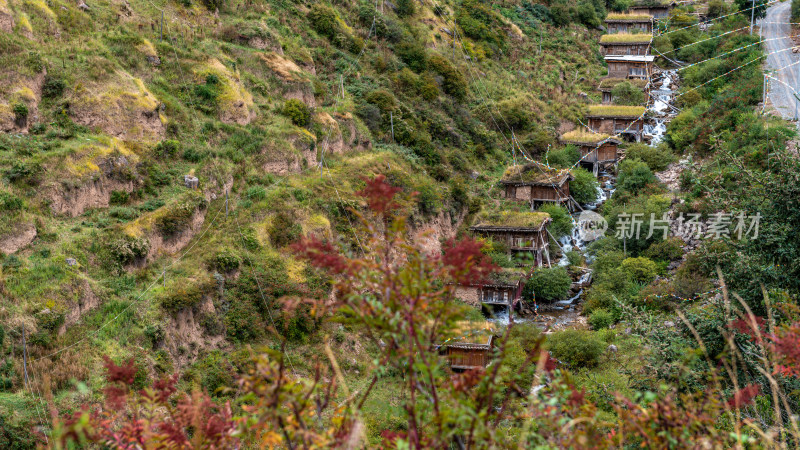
[356,174,402,214]
[771,322,800,376]
[441,237,497,285]
[727,384,761,409]
[102,356,136,385]
[729,316,766,342]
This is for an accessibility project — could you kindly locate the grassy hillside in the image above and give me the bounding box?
[0,0,614,443]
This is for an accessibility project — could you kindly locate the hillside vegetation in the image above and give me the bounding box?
[0,0,616,444]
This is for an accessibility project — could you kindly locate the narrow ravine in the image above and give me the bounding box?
[489,70,679,331]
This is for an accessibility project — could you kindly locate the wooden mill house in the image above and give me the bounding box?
[440,322,497,371]
[500,163,573,210]
[599,33,652,56]
[469,210,552,267]
[559,130,622,175]
[454,268,527,309]
[598,78,648,104]
[629,0,675,19]
[586,105,646,141]
[605,54,655,80]
[604,13,653,34]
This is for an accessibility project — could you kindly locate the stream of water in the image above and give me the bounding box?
[488,70,678,330]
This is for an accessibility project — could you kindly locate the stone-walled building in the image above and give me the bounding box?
[500,164,573,209]
[454,269,527,308]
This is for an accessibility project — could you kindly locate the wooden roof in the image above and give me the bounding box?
[500,163,572,186]
[586,105,646,119]
[560,129,622,146]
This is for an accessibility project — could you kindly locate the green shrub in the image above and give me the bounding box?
[570,167,600,205]
[42,76,66,99]
[12,103,28,120]
[212,251,240,272]
[644,238,684,262]
[396,0,415,17]
[611,81,645,106]
[588,308,614,330]
[109,190,129,205]
[365,89,397,112]
[620,257,657,284]
[109,235,150,264]
[154,195,205,237]
[282,99,311,127]
[547,329,604,368]
[0,192,23,211]
[522,266,572,302]
[160,282,205,312]
[617,158,658,194]
[547,146,580,168]
[245,185,267,201]
[269,212,302,248]
[396,40,428,72]
[566,250,583,267]
[154,139,181,158]
[201,0,223,11]
[428,54,467,100]
[538,203,572,240]
[309,4,338,39]
[624,143,675,172]
[108,207,138,221]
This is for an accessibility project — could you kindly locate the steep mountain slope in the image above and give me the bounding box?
[0,0,611,441]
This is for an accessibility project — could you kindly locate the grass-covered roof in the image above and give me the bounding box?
[471,210,551,230]
[500,163,571,185]
[487,268,528,286]
[598,77,648,91]
[587,104,646,118]
[599,33,653,44]
[605,13,652,21]
[560,129,617,145]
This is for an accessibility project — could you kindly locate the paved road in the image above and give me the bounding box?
[763,1,799,119]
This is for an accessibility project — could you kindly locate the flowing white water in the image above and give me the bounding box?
[644,70,678,145]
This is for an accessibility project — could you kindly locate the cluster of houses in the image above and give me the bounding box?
[442,1,673,370]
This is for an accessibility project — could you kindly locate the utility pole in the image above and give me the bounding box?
[22,325,29,387]
[390,111,394,142]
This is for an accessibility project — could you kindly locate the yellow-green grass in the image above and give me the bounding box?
[501,163,571,185]
[606,13,652,21]
[598,77,648,90]
[472,210,551,229]
[600,33,652,44]
[587,104,646,118]
[560,129,613,145]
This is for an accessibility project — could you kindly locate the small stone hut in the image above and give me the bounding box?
[500,163,573,209]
